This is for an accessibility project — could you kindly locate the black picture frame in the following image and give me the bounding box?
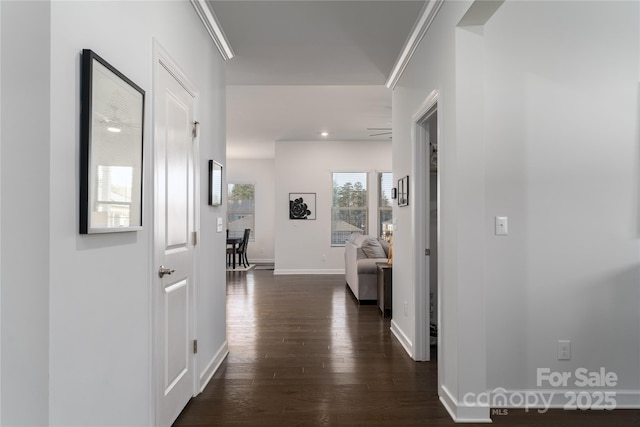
[80,49,145,234]
[208,160,223,206]
[391,188,397,199]
[398,176,409,207]
[289,193,316,220]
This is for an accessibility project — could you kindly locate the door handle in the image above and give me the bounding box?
[158,265,175,278]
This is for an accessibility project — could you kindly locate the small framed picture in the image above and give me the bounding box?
[289,193,316,220]
[208,160,223,206]
[398,176,409,207]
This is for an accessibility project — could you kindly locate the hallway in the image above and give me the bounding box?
[173,271,640,427]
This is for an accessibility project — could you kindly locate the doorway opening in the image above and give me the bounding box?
[424,110,438,361]
[411,91,440,369]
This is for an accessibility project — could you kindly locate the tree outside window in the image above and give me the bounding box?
[227,183,255,240]
[331,172,367,245]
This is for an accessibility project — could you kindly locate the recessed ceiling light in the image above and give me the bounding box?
[321,132,329,137]
[107,127,121,133]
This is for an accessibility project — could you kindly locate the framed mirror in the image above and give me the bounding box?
[80,49,145,234]
[208,160,223,206]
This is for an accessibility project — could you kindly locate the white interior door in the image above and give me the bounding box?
[154,56,197,426]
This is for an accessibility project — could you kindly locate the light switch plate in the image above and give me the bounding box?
[495,216,508,236]
[216,217,223,233]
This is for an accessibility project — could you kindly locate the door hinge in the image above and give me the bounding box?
[192,231,198,246]
[192,121,199,138]
[193,339,198,354]
[425,248,431,256]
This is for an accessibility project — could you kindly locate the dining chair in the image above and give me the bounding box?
[236,228,251,268]
[227,228,251,268]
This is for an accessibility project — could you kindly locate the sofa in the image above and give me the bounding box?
[344,234,390,302]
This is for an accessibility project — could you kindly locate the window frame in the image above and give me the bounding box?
[378,171,393,241]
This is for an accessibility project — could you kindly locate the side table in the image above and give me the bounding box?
[376,263,392,317]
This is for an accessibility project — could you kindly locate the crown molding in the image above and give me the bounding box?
[385,0,445,90]
[190,0,235,61]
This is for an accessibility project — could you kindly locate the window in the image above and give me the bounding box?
[227,183,255,240]
[96,165,134,227]
[378,172,393,241]
[331,172,367,245]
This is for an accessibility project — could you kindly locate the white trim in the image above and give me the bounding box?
[390,320,413,358]
[614,391,640,408]
[412,90,440,125]
[441,385,639,422]
[199,341,229,393]
[190,0,234,61]
[150,40,160,427]
[440,385,459,421]
[440,385,493,423]
[411,90,439,362]
[385,0,445,89]
[190,73,201,399]
[157,49,197,98]
[247,258,275,264]
[486,388,640,410]
[273,269,344,275]
[0,2,3,419]
[458,0,505,27]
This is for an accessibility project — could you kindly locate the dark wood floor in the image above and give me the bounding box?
[174,271,640,426]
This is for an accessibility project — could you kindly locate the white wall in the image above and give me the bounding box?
[227,159,276,263]
[7,1,228,426]
[393,0,640,419]
[393,0,475,417]
[274,140,391,274]
[0,2,3,420]
[482,0,640,398]
[0,1,51,424]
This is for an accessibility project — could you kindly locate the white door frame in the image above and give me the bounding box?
[411,90,440,364]
[151,40,201,425]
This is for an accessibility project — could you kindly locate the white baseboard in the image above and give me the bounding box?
[440,385,459,420]
[390,319,413,358]
[440,384,492,423]
[273,269,344,275]
[438,385,639,422]
[247,258,274,264]
[613,390,640,408]
[486,388,640,410]
[199,340,229,393]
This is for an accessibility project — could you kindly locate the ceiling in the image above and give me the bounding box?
[209,0,426,159]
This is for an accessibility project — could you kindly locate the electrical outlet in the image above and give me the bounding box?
[322,254,326,262]
[558,340,571,360]
[404,301,408,316]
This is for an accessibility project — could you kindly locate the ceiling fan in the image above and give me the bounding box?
[367,127,392,138]
[94,105,141,134]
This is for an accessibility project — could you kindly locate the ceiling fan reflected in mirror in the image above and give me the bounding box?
[94,104,141,135]
[367,127,392,139]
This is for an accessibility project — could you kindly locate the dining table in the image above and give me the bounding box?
[226,237,242,269]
